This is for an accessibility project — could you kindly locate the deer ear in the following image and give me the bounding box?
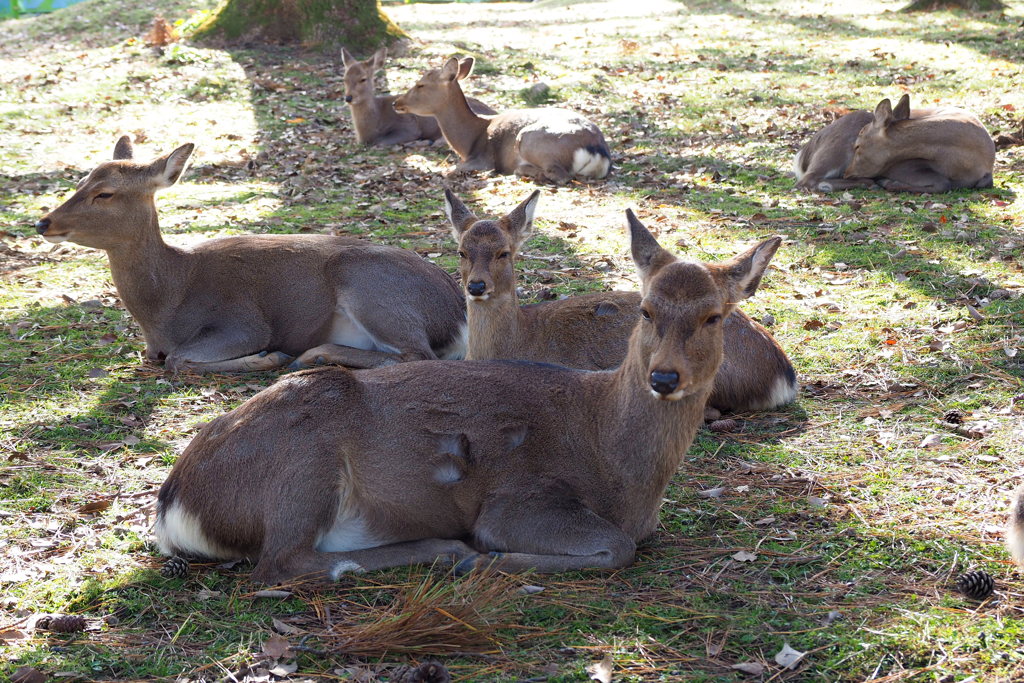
[720,236,782,304]
[626,209,675,287]
[444,189,478,241]
[341,47,357,68]
[872,98,893,127]
[372,47,387,71]
[150,143,195,188]
[113,135,134,160]
[457,57,475,80]
[891,93,911,121]
[501,190,539,251]
[440,57,461,82]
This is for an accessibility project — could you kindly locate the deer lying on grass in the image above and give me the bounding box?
[445,189,797,418]
[155,213,783,585]
[1009,486,1024,567]
[35,137,466,373]
[393,57,611,184]
[794,94,995,193]
[342,47,495,147]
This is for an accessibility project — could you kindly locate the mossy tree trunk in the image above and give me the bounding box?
[900,0,1005,11]
[193,0,406,54]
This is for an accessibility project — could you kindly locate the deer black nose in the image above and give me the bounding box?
[344,95,353,103]
[649,370,680,395]
[466,281,487,297]
[35,218,50,234]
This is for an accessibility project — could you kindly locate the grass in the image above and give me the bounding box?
[1,0,1023,680]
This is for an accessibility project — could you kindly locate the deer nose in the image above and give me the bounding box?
[466,281,487,297]
[35,218,50,234]
[344,95,353,103]
[649,370,680,396]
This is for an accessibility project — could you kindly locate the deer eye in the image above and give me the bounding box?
[497,251,510,259]
[458,251,467,259]
[640,308,652,321]
[95,193,113,199]
[360,78,367,83]
[704,314,721,326]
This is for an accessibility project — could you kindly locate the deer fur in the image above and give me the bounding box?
[35,137,466,373]
[155,213,784,585]
[445,189,797,417]
[393,57,611,184]
[1009,485,1024,567]
[341,47,495,147]
[794,94,995,193]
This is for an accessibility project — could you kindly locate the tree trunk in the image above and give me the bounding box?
[900,0,1005,11]
[193,0,406,53]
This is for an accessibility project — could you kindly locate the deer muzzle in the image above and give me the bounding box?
[649,370,680,397]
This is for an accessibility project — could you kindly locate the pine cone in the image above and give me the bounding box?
[708,419,740,433]
[160,555,190,579]
[41,614,87,633]
[403,660,451,683]
[956,570,995,600]
[943,409,965,424]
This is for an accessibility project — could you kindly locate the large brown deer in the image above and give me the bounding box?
[393,57,611,184]
[34,137,466,373]
[794,94,995,193]
[155,213,783,585]
[341,48,495,147]
[446,189,797,418]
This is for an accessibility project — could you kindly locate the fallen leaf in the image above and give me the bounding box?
[732,550,757,562]
[587,653,613,683]
[919,434,943,448]
[519,585,545,595]
[808,496,828,508]
[698,487,725,499]
[821,609,842,626]
[262,633,292,659]
[269,661,298,677]
[754,516,776,526]
[78,499,112,514]
[0,627,28,643]
[123,435,141,446]
[271,617,302,635]
[87,368,109,378]
[731,662,765,675]
[251,589,292,599]
[12,667,46,683]
[774,643,806,669]
[803,319,825,330]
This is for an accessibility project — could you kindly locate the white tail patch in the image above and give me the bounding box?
[1009,488,1024,566]
[746,373,799,411]
[437,321,469,360]
[791,148,806,181]
[156,501,234,560]
[572,148,610,179]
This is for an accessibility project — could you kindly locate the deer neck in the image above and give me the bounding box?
[350,97,391,141]
[433,85,490,162]
[596,329,712,513]
[464,290,523,360]
[104,203,186,324]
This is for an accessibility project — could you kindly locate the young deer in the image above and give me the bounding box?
[446,189,797,417]
[341,47,494,147]
[393,57,611,184]
[155,213,784,585]
[35,137,466,373]
[794,94,995,193]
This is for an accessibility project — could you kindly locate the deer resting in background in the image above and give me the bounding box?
[155,212,784,585]
[446,189,797,419]
[342,47,495,147]
[35,137,466,373]
[393,57,611,184]
[793,94,995,193]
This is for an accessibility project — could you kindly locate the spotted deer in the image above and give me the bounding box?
[35,137,466,373]
[446,189,797,418]
[794,94,995,193]
[393,57,611,184]
[341,47,495,147]
[155,213,783,584]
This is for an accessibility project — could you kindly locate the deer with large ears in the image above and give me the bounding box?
[794,94,995,193]
[34,137,467,373]
[393,57,611,184]
[155,212,784,585]
[341,47,495,147]
[445,189,797,418]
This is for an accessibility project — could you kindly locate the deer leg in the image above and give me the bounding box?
[878,160,953,193]
[173,351,293,374]
[814,176,879,192]
[288,343,433,370]
[165,326,292,373]
[457,492,636,574]
[252,538,480,585]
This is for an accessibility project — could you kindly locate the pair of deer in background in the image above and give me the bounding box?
[343,47,994,194]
